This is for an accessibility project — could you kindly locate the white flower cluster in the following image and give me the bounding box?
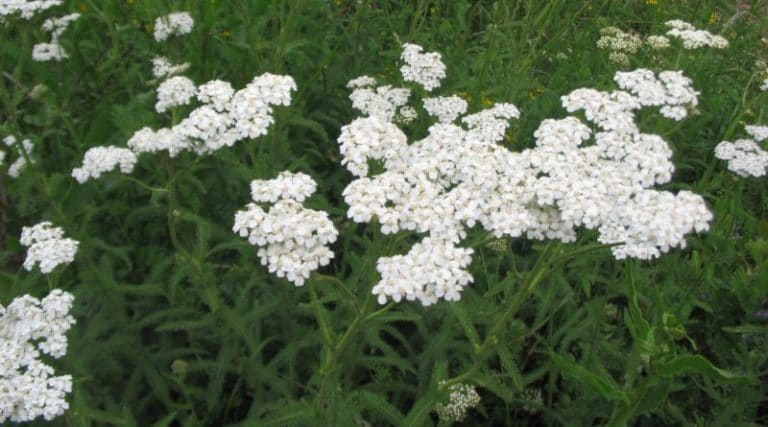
[348,77,411,122]
[0,289,75,423]
[761,78,768,92]
[340,44,713,305]
[714,125,768,177]
[645,35,670,49]
[32,13,80,62]
[0,0,61,19]
[434,382,481,423]
[3,134,34,178]
[665,20,728,49]
[110,71,295,177]
[596,26,641,66]
[423,96,467,123]
[72,146,137,183]
[153,11,194,42]
[373,237,473,305]
[20,221,79,273]
[155,75,196,113]
[151,56,190,79]
[400,43,446,91]
[233,172,338,286]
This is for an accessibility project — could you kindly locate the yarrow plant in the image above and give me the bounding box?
[339,44,712,306]
[0,289,75,423]
[3,134,34,178]
[153,11,194,42]
[233,172,338,286]
[433,382,481,423]
[0,0,60,20]
[665,19,728,49]
[32,12,79,62]
[714,124,768,177]
[20,221,79,273]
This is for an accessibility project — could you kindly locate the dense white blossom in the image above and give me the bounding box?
[400,43,446,91]
[127,126,190,157]
[20,222,78,273]
[154,11,194,42]
[423,96,467,123]
[339,44,713,305]
[129,72,295,160]
[646,35,670,49]
[0,0,61,19]
[349,84,410,121]
[197,79,235,111]
[151,56,190,78]
[338,116,408,177]
[715,126,768,178]
[373,237,473,306]
[233,173,338,286]
[665,20,728,49]
[597,27,642,53]
[434,382,481,423]
[72,146,137,183]
[155,75,196,113]
[250,171,317,203]
[41,13,79,38]
[0,289,75,423]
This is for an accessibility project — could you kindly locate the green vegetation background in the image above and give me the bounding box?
[1,0,766,425]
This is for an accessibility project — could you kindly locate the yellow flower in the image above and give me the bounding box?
[708,12,719,24]
[645,0,657,5]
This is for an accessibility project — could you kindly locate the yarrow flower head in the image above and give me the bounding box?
[665,19,728,49]
[20,222,79,273]
[151,56,190,79]
[3,134,34,178]
[153,11,194,42]
[434,382,481,423]
[0,0,61,19]
[155,75,197,113]
[0,289,75,423]
[714,124,768,177]
[32,13,80,62]
[233,172,338,286]
[72,146,137,183]
[126,72,296,161]
[400,43,446,91]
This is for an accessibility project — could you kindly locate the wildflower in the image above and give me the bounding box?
[196,79,235,111]
[608,51,630,66]
[20,222,79,274]
[3,135,34,178]
[761,78,768,91]
[228,73,297,139]
[340,44,713,306]
[646,35,670,49]
[0,289,75,423]
[348,83,410,121]
[400,43,446,91]
[596,27,642,54]
[72,146,137,183]
[423,96,468,123]
[396,105,418,124]
[153,11,194,42]
[151,56,190,78]
[434,382,481,423]
[346,75,377,89]
[127,126,190,157]
[715,125,768,177]
[32,13,80,62]
[373,237,473,306]
[665,19,728,49]
[155,76,196,113]
[0,0,61,19]
[233,173,338,286]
